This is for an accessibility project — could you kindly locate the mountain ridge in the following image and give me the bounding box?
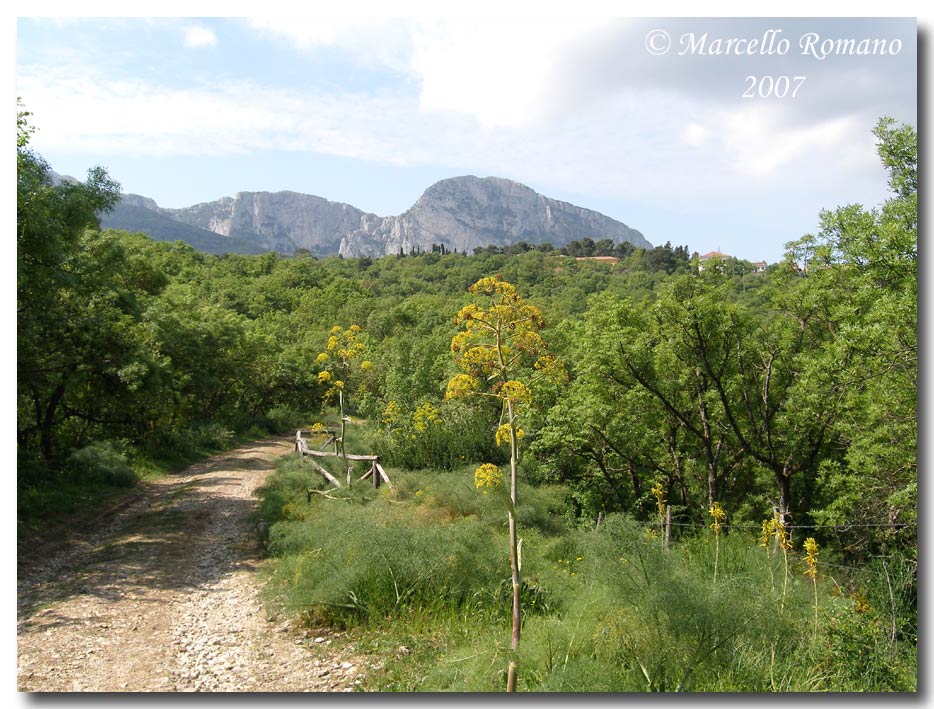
[100,175,651,257]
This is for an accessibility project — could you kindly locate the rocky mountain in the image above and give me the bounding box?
[100,176,650,257]
[167,192,368,257]
[103,199,268,255]
[340,176,649,257]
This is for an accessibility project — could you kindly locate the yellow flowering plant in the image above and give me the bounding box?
[474,463,504,491]
[760,518,777,592]
[651,482,666,519]
[445,276,566,692]
[759,514,792,610]
[708,501,726,583]
[314,324,371,484]
[412,402,443,433]
[803,537,820,634]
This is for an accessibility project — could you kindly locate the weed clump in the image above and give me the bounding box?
[67,441,137,487]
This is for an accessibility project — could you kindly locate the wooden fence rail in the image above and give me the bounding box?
[295,429,392,489]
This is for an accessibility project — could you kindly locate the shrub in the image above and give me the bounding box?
[266,508,505,628]
[193,422,235,449]
[66,441,138,487]
[378,399,504,471]
[256,454,320,525]
[808,596,916,691]
[262,405,304,433]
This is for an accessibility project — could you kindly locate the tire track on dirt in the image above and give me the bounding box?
[17,438,365,692]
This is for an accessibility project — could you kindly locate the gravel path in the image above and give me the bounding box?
[17,438,366,692]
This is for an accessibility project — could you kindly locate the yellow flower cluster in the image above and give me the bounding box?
[445,373,479,400]
[803,537,819,579]
[499,380,532,411]
[315,324,368,401]
[495,423,525,447]
[412,402,443,432]
[760,518,774,548]
[533,353,568,383]
[760,515,793,550]
[381,400,403,428]
[650,482,666,518]
[450,277,548,377]
[458,343,499,375]
[320,325,365,366]
[474,463,503,491]
[468,275,520,300]
[708,501,726,534]
[774,518,792,550]
[851,591,871,614]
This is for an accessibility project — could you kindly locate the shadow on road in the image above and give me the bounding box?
[17,438,292,626]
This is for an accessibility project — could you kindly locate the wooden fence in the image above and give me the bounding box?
[295,429,392,489]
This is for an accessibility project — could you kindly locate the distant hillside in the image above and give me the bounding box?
[98,176,650,257]
[102,200,268,255]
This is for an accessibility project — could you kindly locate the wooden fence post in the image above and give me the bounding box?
[664,505,671,552]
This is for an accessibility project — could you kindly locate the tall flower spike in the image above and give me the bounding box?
[651,482,666,518]
[708,501,726,534]
[760,518,775,548]
[803,537,819,579]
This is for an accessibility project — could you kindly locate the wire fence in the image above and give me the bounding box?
[660,521,916,531]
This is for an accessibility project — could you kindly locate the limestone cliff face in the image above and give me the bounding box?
[119,194,161,211]
[108,176,649,257]
[167,192,373,257]
[339,176,650,257]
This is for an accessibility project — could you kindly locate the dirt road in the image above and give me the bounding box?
[17,438,365,692]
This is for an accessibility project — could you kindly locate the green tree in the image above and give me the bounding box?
[786,118,917,552]
[17,107,133,467]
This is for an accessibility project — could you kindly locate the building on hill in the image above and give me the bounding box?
[697,250,730,272]
[697,251,768,274]
[699,250,730,262]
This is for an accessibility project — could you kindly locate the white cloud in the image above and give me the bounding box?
[247,16,614,128]
[409,18,606,128]
[718,107,865,179]
[681,122,710,148]
[248,17,354,49]
[184,25,218,49]
[246,17,413,73]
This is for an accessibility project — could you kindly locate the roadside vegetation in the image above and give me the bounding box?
[257,441,916,691]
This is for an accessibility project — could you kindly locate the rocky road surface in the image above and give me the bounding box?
[17,438,366,692]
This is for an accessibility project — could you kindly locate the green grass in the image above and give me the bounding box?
[256,454,917,693]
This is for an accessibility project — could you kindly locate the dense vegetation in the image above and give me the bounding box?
[17,105,916,691]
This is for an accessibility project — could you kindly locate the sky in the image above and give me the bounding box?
[14,11,920,264]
